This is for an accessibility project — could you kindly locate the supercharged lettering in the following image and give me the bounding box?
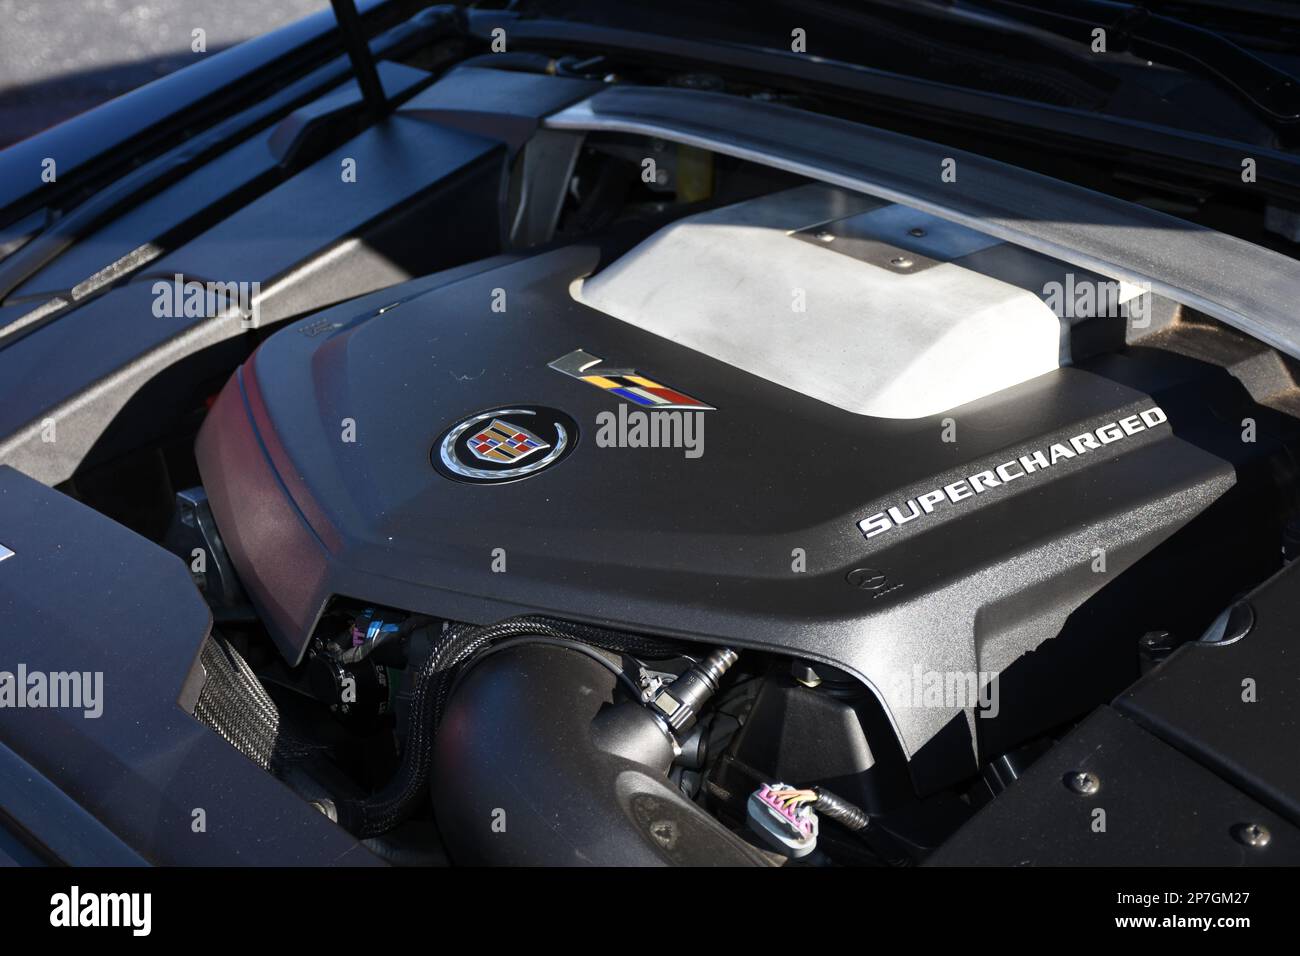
[858,407,1169,540]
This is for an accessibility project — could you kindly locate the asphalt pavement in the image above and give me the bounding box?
[0,0,325,148]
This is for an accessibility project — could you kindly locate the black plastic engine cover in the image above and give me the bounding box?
[196,241,1281,791]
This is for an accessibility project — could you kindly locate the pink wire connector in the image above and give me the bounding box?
[756,784,815,837]
[747,782,819,858]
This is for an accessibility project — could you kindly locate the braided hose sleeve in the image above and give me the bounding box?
[812,786,871,831]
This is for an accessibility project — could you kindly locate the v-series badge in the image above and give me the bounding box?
[859,407,1169,540]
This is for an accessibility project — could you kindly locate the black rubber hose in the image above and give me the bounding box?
[433,642,768,865]
[427,616,689,733]
[812,786,870,831]
[812,786,913,866]
[334,615,688,838]
[444,635,644,701]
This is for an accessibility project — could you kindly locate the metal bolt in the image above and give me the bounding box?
[908,227,927,237]
[815,230,835,242]
[891,256,914,268]
[1066,771,1101,795]
[846,567,887,590]
[1235,823,1271,848]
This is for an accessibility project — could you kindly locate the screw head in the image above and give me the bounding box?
[890,256,914,268]
[846,567,887,590]
[908,227,927,237]
[815,230,835,242]
[1235,823,1271,848]
[1066,771,1101,795]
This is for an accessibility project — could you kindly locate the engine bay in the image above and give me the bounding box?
[5,24,1300,868]
[186,162,1299,864]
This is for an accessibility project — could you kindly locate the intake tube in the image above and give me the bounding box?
[432,641,769,866]
[334,615,687,838]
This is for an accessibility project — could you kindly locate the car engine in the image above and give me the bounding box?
[6,27,1300,869]
[189,178,1296,865]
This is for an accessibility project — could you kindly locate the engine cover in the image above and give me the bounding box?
[197,235,1265,791]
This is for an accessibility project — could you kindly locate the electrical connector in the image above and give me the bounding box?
[747,782,819,858]
[352,608,401,648]
[647,647,738,734]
